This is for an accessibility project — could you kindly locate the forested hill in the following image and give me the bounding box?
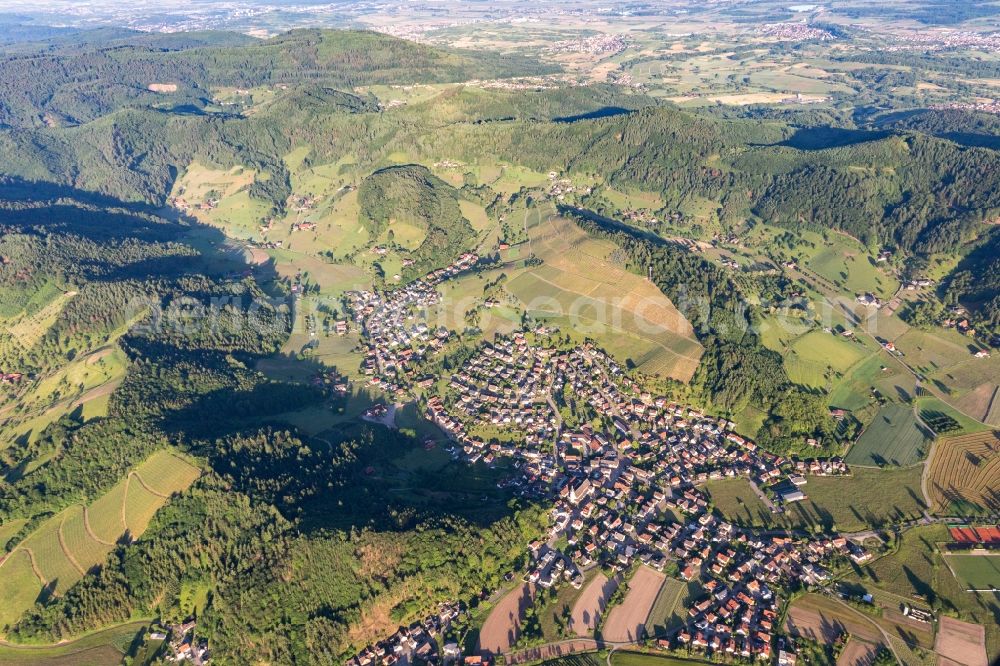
[2,80,999,262]
[0,28,555,128]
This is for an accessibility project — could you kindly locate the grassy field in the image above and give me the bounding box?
[0,347,128,448]
[0,518,28,546]
[537,570,598,642]
[825,344,924,413]
[783,329,869,389]
[801,234,898,300]
[785,592,883,645]
[171,161,269,239]
[602,187,664,212]
[0,550,45,629]
[926,431,1000,516]
[945,553,1000,591]
[0,290,76,350]
[705,465,926,532]
[915,397,991,436]
[894,328,979,377]
[889,325,1000,427]
[846,403,932,467]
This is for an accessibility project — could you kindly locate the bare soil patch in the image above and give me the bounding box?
[570,572,619,637]
[478,583,535,657]
[935,616,988,666]
[837,638,879,666]
[785,595,882,645]
[601,566,664,643]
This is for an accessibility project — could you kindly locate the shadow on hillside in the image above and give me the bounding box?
[0,177,277,285]
[778,127,891,151]
[554,107,634,123]
[873,110,1000,149]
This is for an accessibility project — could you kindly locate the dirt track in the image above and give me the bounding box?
[570,573,619,637]
[507,639,599,665]
[600,566,664,643]
[478,583,535,657]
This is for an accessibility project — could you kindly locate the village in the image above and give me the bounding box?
[345,253,480,396]
[340,293,875,666]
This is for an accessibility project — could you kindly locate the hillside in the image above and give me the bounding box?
[358,165,476,278]
[0,29,556,128]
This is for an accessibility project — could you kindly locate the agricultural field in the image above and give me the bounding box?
[894,328,980,377]
[846,403,932,467]
[85,481,129,544]
[935,617,989,666]
[944,553,1000,591]
[782,329,870,390]
[537,569,600,642]
[601,188,664,213]
[19,516,84,595]
[0,289,76,351]
[124,479,170,534]
[847,523,1000,663]
[171,162,269,239]
[836,639,879,666]
[570,572,618,638]
[953,383,1000,428]
[643,577,699,637]
[705,466,927,532]
[785,593,883,646]
[478,583,535,657]
[0,346,128,448]
[505,212,702,381]
[0,550,46,629]
[885,326,1000,427]
[784,590,933,654]
[600,566,664,643]
[611,652,716,666]
[171,162,256,206]
[925,431,1000,516]
[132,449,202,497]
[0,518,28,547]
[827,354,909,412]
[59,506,115,578]
[0,620,149,665]
[798,232,898,300]
[0,450,200,629]
[916,397,991,436]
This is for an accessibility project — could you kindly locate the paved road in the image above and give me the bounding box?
[748,480,779,514]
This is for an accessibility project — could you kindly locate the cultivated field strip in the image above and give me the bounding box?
[132,450,203,496]
[509,214,702,381]
[0,450,201,628]
[927,431,1000,515]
